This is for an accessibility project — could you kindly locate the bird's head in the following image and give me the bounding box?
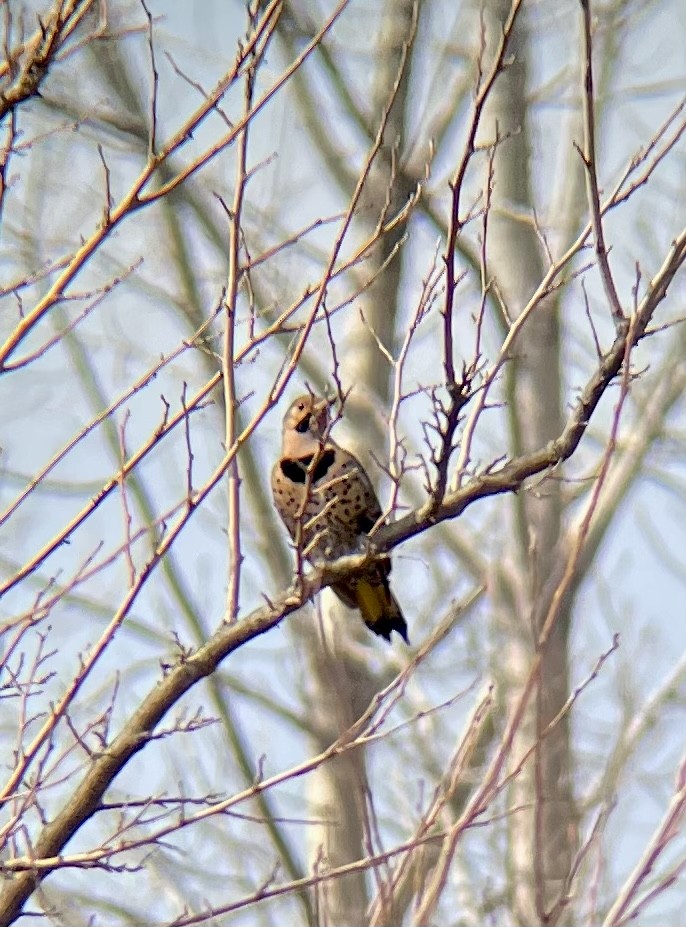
[280,393,332,457]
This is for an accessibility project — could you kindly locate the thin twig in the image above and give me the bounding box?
[578,0,624,327]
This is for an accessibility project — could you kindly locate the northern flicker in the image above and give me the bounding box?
[272,393,408,643]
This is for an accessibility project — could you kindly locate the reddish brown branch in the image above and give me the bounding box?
[578,0,624,327]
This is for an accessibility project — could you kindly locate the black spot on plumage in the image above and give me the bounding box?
[280,459,307,483]
[280,449,336,485]
[311,449,336,482]
[295,413,311,433]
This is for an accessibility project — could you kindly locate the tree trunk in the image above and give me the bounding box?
[305,1,416,923]
[479,1,576,921]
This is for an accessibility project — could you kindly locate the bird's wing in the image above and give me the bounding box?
[328,445,384,536]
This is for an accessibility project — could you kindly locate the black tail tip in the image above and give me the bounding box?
[371,615,409,644]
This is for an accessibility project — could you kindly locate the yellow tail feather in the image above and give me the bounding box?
[355,581,386,626]
[354,581,408,644]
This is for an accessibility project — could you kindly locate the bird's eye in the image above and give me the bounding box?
[295,413,311,433]
[297,402,305,411]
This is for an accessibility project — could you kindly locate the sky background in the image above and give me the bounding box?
[1,0,686,923]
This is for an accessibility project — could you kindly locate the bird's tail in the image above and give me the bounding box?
[354,580,408,644]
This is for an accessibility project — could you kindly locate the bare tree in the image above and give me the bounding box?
[1,1,685,925]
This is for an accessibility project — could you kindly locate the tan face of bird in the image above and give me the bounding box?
[280,394,332,459]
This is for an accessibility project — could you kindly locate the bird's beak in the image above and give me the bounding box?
[312,396,332,434]
[313,396,333,414]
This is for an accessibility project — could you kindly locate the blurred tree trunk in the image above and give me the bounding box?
[305,1,416,923]
[480,2,576,921]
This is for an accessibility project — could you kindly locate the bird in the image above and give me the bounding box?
[272,393,408,643]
